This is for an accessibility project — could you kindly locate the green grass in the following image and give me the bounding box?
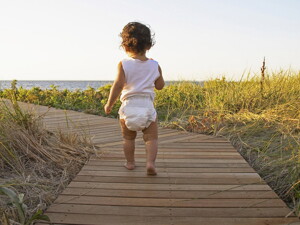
[1,70,299,217]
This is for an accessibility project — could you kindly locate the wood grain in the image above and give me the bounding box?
[14,101,297,225]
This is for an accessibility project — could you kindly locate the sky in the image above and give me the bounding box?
[0,0,300,81]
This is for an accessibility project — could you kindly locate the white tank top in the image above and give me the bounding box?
[120,58,160,102]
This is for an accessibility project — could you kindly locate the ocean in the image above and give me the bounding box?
[0,80,203,91]
[0,80,114,91]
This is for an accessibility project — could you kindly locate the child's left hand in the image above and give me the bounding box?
[104,104,112,114]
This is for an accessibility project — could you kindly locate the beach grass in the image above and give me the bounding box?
[0,70,299,216]
[0,87,97,223]
[156,70,300,216]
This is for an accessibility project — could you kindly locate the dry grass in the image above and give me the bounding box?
[0,99,97,224]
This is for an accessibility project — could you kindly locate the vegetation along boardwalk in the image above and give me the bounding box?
[17,102,298,225]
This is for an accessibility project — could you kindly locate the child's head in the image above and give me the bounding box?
[120,22,155,55]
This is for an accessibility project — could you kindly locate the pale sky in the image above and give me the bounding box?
[1,0,300,81]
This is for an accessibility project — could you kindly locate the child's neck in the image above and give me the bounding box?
[128,52,148,61]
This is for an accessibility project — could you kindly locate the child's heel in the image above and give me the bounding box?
[124,161,135,170]
[146,165,157,175]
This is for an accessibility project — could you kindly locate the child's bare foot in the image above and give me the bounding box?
[146,163,157,175]
[124,161,135,170]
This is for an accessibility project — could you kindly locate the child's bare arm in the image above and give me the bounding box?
[155,65,165,90]
[104,62,125,114]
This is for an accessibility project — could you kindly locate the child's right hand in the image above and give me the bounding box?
[104,104,112,114]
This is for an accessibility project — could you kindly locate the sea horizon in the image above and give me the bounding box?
[0,80,204,91]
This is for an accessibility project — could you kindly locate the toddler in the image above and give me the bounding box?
[104,22,164,175]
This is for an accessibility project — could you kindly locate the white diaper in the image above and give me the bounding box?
[118,95,157,131]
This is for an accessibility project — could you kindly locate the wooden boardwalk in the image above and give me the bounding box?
[17,102,298,225]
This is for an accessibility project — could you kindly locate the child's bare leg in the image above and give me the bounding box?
[120,119,136,170]
[145,139,158,175]
[123,138,135,170]
[143,119,158,175]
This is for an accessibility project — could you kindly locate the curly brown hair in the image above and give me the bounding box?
[120,22,155,54]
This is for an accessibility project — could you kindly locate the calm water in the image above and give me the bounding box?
[0,80,203,91]
[0,80,113,91]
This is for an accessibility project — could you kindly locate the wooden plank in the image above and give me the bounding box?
[81,165,256,173]
[45,122,117,129]
[99,150,240,156]
[93,130,182,143]
[77,170,260,179]
[73,175,262,185]
[60,188,278,199]
[71,126,120,131]
[99,152,242,159]
[53,195,286,207]
[89,158,248,163]
[97,135,218,147]
[97,150,239,156]
[86,160,252,168]
[159,143,235,147]
[98,146,239,152]
[156,134,203,144]
[46,204,292,217]
[157,145,237,149]
[35,214,299,225]
[68,182,272,191]
[91,136,123,143]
